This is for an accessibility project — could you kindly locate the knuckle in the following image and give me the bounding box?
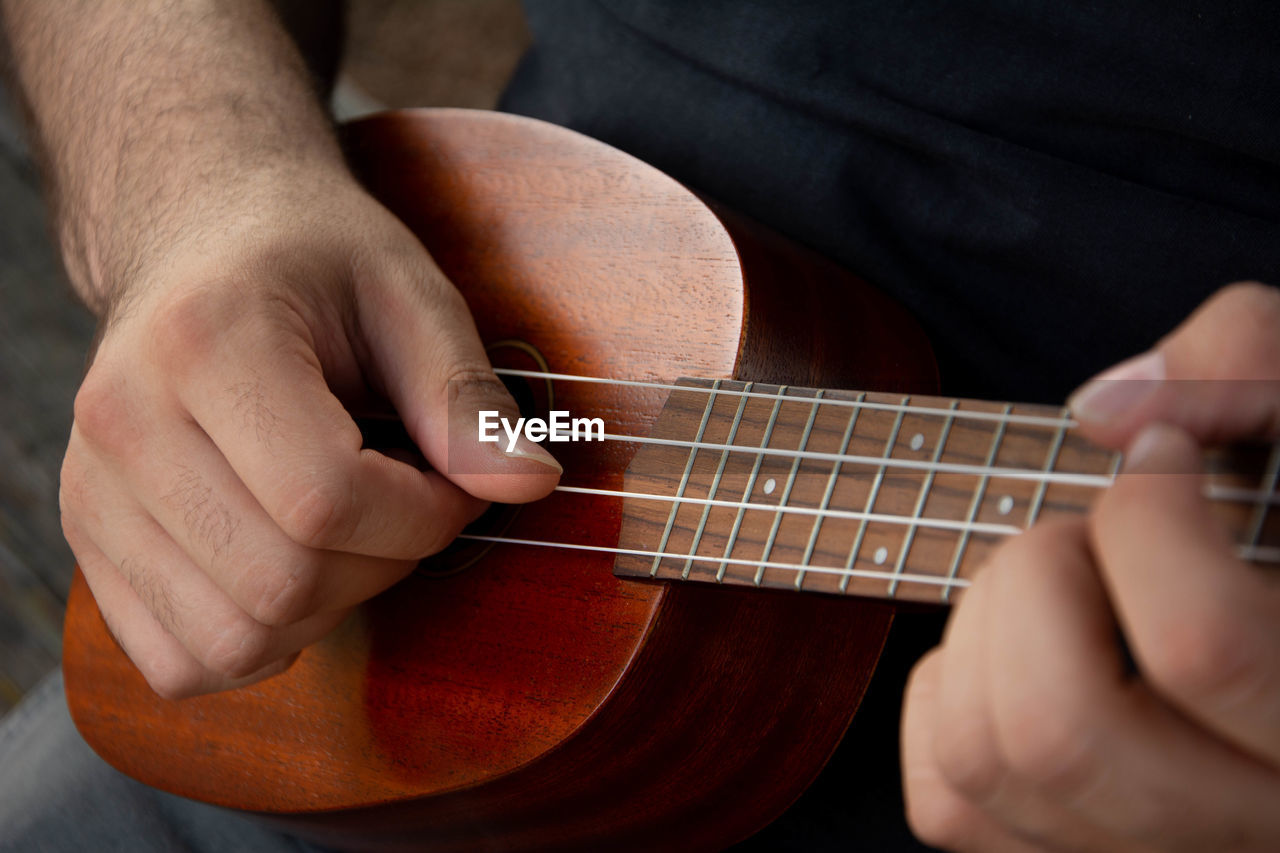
[1218,280,1280,319]
[1000,698,1100,799]
[1142,606,1262,707]
[905,790,978,851]
[138,653,206,701]
[200,620,274,680]
[1236,294,1280,376]
[71,376,113,435]
[1183,282,1280,380]
[933,721,1004,801]
[446,364,513,410]
[72,373,139,456]
[1225,282,1280,368]
[242,551,321,627]
[149,285,235,370]
[272,472,357,550]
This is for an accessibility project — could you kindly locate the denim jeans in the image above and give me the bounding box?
[0,670,325,853]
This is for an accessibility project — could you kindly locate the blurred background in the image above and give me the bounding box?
[0,0,529,712]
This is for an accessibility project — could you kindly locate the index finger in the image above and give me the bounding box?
[164,308,484,559]
[1069,282,1280,448]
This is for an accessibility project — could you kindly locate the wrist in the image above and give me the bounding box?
[60,127,351,319]
[1,0,348,315]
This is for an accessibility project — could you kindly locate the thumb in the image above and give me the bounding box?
[1068,282,1280,449]
[1094,421,1280,764]
[360,264,562,504]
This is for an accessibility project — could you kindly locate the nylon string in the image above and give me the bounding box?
[470,368,1280,575]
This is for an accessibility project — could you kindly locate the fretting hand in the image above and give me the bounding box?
[902,282,1280,852]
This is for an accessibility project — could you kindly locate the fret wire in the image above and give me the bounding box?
[458,533,975,588]
[599,431,1115,489]
[680,382,755,580]
[1025,407,1070,527]
[716,385,789,582]
[942,404,1012,602]
[754,391,824,587]
[649,379,722,577]
[493,367,1076,428]
[796,392,866,591]
[1245,442,1280,548]
[889,400,959,597]
[558,484,1021,535]
[840,397,909,594]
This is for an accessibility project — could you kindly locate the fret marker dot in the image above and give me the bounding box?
[763,478,777,495]
[910,432,925,451]
[998,495,1014,515]
[874,546,889,565]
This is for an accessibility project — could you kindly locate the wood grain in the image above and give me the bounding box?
[618,378,1278,604]
[61,109,942,850]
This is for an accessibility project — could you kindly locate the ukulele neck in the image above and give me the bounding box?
[613,378,1280,604]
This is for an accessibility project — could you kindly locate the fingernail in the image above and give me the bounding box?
[1121,421,1203,475]
[1067,351,1165,424]
[1121,423,1169,473]
[502,435,563,473]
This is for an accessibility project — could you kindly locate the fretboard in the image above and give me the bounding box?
[613,378,1280,604]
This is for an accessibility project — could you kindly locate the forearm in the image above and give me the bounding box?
[0,0,345,315]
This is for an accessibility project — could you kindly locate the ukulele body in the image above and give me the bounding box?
[62,109,937,851]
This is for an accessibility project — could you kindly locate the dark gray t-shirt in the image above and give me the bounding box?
[503,0,1280,404]
[500,2,1280,849]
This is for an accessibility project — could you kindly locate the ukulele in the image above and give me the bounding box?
[61,109,1279,852]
